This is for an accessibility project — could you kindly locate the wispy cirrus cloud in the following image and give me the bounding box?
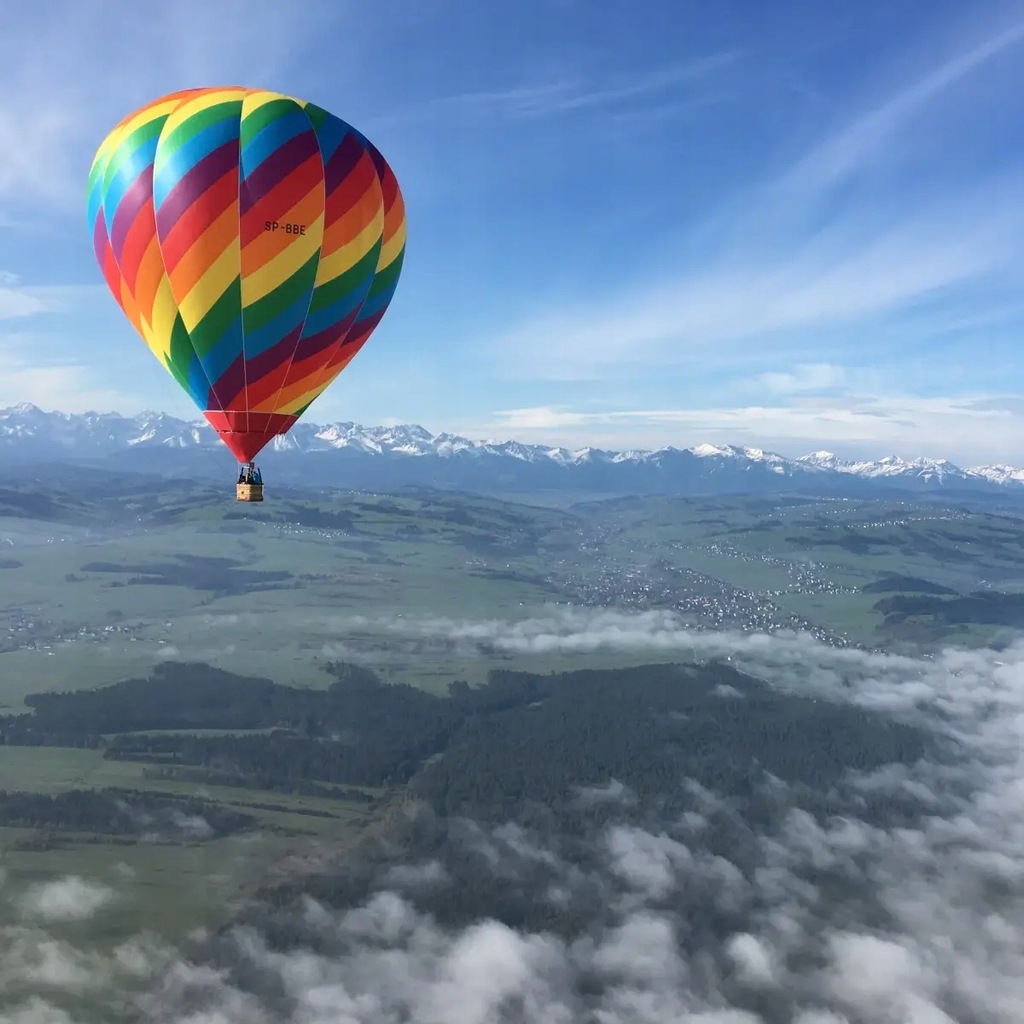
[0,330,139,412]
[489,193,1024,381]
[780,17,1024,198]
[427,53,739,119]
[484,16,1024,387]
[0,0,348,216]
[0,272,104,321]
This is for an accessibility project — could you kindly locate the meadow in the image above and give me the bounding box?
[0,744,379,944]
[4,485,1024,709]
[2,478,1024,955]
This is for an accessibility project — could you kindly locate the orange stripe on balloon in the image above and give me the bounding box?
[169,203,240,299]
[383,196,405,238]
[275,349,358,411]
[134,235,166,326]
[118,204,155,293]
[238,366,291,408]
[118,277,144,336]
[322,185,381,256]
[239,182,324,270]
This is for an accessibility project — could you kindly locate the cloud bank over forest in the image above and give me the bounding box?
[3,618,1024,1022]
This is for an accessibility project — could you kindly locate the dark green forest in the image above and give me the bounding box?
[0,788,255,839]
[0,652,952,1012]
[873,590,1024,628]
[0,658,935,834]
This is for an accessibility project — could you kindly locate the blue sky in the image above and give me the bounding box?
[1,0,1024,463]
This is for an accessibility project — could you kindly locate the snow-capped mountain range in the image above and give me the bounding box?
[1,402,1022,499]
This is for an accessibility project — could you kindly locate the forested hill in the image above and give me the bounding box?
[1,659,932,821]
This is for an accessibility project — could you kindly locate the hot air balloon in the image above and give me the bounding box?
[87,87,406,502]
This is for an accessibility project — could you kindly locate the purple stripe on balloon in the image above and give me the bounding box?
[323,133,365,198]
[259,309,362,411]
[238,132,319,216]
[344,309,385,349]
[295,310,360,361]
[275,315,361,394]
[240,326,305,401]
[210,353,246,410]
[93,216,111,265]
[109,170,152,261]
[154,140,240,244]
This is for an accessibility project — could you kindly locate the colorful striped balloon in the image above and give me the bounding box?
[87,87,406,463]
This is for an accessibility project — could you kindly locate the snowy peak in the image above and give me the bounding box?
[967,464,1024,486]
[692,443,735,458]
[9,402,43,416]
[797,451,847,471]
[692,443,787,465]
[1,404,1023,494]
[829,455,965,483]
[796,450,971,483]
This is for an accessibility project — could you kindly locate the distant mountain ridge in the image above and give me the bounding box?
[1,403,1021,500]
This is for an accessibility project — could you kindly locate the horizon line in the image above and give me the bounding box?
[0,401,1015,470]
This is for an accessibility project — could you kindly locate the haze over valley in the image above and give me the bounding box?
[5,0,1024,1019]
[3,422,1024,1021]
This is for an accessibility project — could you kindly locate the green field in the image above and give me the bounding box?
[0,496,567,702]
[583,495,1024,646]
[2,480,1024,983]
[4,487,1024,713]
[0,744,380,951]
[0,826,288,941]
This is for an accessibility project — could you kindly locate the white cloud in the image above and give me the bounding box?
[384,861,450,891]
[752,364,848,396]
[466,391,1024,465]
[606,826,694,900]
[575,779,637,807]
[429,54,738,119]
[781,18,1024,197]
[0,289,50,322]
[483,19,1024,387]
[17,877,114,923]
[0,282,104,322]
[0,334,139,413]
[0,1,351,215]
[6,622,1024,1020]
[726,933,779,989]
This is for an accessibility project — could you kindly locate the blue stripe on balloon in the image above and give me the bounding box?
[154,112,241,210]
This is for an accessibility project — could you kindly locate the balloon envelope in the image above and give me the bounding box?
[88,87,406,463]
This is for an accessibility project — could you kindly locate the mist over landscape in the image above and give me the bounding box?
[2,447,1024,1022]
[3,617,1024,1023]
[5,0,1024,1020]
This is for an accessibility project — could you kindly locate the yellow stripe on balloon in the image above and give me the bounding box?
[379,220,407,270]
[117,277,143,338]
[169,202,238,301]
[317,211,385,284]
[242,211,324,305]
[149,279,176,339]
[275,351,359,415]
[176,242,238,332]
[150,278,180,356]
[117,95,184,143]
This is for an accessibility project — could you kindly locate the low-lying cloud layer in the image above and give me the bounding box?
[16,877,114,924]
[5,616,1024,1022]
[319,605,817,664]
